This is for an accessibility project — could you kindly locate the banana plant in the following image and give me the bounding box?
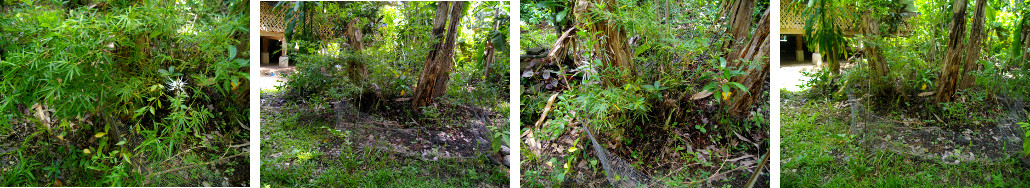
[801,0,855,75]
[275,2,323,43]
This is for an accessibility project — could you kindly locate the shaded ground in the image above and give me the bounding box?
[260,89,509,187]
[781,90,1030,187]
[0,109,249,186]
[331,98,506,162]
[521,55,771,187]
[523,121,769,188]
[856,110,1025,165]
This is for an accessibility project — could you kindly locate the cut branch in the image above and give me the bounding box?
[144,152,248,186]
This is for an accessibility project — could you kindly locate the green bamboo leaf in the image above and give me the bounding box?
[227,45,237,61]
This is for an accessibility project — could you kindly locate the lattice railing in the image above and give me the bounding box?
[781,2,916,36]
[780,2,807,32]
[260,3,338,40]
[780,2,860,33]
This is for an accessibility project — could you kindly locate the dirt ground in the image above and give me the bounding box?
[522,90,771,187]
[847,96,1028,165]
[260,84,510,186]
[258,65,294,91]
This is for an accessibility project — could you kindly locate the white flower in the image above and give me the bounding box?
[167,77,187,93]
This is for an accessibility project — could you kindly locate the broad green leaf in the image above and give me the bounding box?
[727,82,749,94]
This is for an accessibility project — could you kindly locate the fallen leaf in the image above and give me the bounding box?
[94,132,107,138]
[32,103,50,127]
[692,91,714,100]
[521,70,534,78]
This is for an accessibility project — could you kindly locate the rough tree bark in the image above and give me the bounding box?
[935,0,968,103]
[861,12,890,83]
[960,0,987,89]
[727,9,770,118]
[860,10,903,96]
[345,17,368,83]
[724,0,756,68]
[413,1,466,108]
[576,0,635,86]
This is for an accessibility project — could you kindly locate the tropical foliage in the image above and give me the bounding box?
[784,0,1030,186]
[0,0,249,186]
[521,0,770,186]
[259,1,511,187]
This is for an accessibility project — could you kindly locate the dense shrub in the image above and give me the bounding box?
[0,0,249,186]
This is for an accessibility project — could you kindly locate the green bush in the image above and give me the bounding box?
[1020,121,1030,157]
[0,0,249,186]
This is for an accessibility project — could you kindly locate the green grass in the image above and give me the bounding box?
[781,90,1030,187]
[519,24,557,52]
[259,93,507,187]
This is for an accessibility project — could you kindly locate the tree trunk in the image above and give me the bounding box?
[345,17,368,83]
[935,0,968,103]
[1017,1,1030,67]
[860,11,897,95]
[1023,14,1030,68]
[861,12,889,81]
[482,43,496,81]
[577,0,634,86]
[482,9,501,81]
[828,52,840,74]
[724,0,756,68]
[727,9,770,118]
[413,1,466,108]
[960,0,987,89]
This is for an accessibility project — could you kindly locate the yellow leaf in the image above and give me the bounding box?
[83,149,91,154]
[400,90,405,96]
[568,147,579,153]
[563,162,570,169]
[94,132,106,138]
[921,84,927,90]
